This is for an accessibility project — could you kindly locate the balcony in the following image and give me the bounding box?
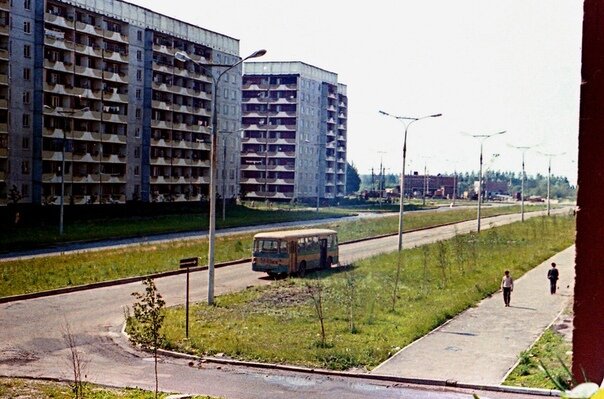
[45,12,75,29]
[189,176,210,184]
[72,174,100,183]
[75,21,103,37]
[43,127,65,139]
[151,120,173,130]
[150,176,171,184]
[0,24,9,36]
[150,156,170,166]
[0,48,8,61]
[153,63,173,74]
[104,91,128,103]
[103,49,129,64]
[42,173,65,184]
[103,114,128,124]
[100,173,126,184]
[42,150,64,161]
[74,65,103,79]
[72,130,101,141]
[103,30,128,43]
[72,153,101,162]
[0,0,9,11]
[338,124,346,130]
[101,133,127,144]
[103,71,128,84]
[44,36,75,51]
[74,43,103,58]
[190,159,211,168]
[0,98,6,108]
[72,87,102,100]
[151,138,171,147]
[0,123,7,132]
[152,43,174,56]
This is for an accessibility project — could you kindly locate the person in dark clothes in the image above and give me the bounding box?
[547,262,559,294]
[501,270,514,307]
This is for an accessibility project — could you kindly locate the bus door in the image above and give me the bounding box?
[319,238,328,268]
[289,240,297,274]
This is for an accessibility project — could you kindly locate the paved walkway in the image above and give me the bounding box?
[372,245,575,385]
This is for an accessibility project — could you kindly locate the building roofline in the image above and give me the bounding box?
[58,0,240,55]
[244,61,344,86]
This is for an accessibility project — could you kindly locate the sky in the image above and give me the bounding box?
[128,0,583,184]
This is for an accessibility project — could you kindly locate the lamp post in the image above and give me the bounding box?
[538,151,566,216]
[444,159,458,206]
[44,105,89,235]
[509,144,537,222]
[379,111,442,251]
[483,153,500,203]
[175,48,266,305]
[464,131,506,232]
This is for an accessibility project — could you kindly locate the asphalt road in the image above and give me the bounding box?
[0,209,566,399]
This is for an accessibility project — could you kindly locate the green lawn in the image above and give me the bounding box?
[0,205,351,253]
[0,378,215,399]
[0,205,542,298]
[150,215,575,370]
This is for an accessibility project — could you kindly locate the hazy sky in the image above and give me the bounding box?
[128,0,583,184]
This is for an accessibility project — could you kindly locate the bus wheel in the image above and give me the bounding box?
[326,256,333,268]
[298,261,307,277]
[267,271,278,278]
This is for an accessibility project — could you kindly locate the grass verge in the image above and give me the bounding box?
[504,306,573,388]
[0,205,549,298]
[0,377,215,399]
[148,215,575,370]
[0,205,351,253]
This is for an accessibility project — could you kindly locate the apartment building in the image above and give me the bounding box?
[240,62,347,202]
[0,0,241,205]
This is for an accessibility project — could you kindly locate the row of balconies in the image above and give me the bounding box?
[150,157,210,168]
[151,100,211,116]
[242,124,296,131]
[152,82,212,100]
[242,83,297,91]
[43,128,127,144]
[42,172,127,184]
[150,175,210,184]
[242,137,296,145]
[150,138,210,150]
[44,83,129,102]
[241,163,295,172]
[243,190,294,199]
[0,25,9,37]
[0,0,9,12]
[44,106,129,124]
[244,111,297,118]
[152,44,208,64]
[42,150,126,163]
[240,177,295,185]
[242,96,297,104]
[152,63,211,83]
[241,150,296,158]
[44,36,129,64]
[150,193,204,203]
[46,13,129,43]
[40,194,127,205]
[0,48,8,61]
[150,120,210,133]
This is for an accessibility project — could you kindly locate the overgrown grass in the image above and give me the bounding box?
[0,205,549,298]
[504,326,573,388]
[1,205,350,253]
[0,377,215,399]
[155,215,575,370]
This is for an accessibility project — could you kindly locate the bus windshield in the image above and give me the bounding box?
[254,239,281,253]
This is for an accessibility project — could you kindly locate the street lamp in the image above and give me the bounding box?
[463,130,506,232]
[43,105,90,235]
[537,151,566,216]
[509,144,538,222]
[379,111,442,251]
[175,48,266,305]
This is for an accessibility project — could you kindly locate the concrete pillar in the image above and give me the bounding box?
[574,0,604,383]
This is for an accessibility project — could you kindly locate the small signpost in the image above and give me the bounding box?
[180,257,199,338]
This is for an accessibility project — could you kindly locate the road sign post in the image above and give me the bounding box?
[179,257,199,338]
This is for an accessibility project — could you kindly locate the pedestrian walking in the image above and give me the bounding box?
[547,262,559,294]
[501,270,514,307]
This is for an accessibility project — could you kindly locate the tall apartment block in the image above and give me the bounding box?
[0,0,241,205]
[240,62,347,202]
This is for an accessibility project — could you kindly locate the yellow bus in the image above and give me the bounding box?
[252,229,338,277]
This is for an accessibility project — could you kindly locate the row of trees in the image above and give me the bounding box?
[356,170,576,199]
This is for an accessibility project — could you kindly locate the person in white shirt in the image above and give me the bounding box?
[501,270,514,307]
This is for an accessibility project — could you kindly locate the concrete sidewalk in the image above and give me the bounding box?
[372,245,575,385]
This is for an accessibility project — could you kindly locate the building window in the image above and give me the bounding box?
[22,114,30,128]
[134,166,140,176]
[24,0,31,10]
[136,50,142,61]
[21,160,29,174]
[135,108,141,119]
[23,21,31,34]
[135,128,140,138]
[22,137,29,149]
[137,30,142,41]
[134,146,140,158]
[21,184,29,197]
[136,89,141,99]
[23,44,31,58]
[136,69,142,81]
[23,68,30,80]
[22,91,30,104]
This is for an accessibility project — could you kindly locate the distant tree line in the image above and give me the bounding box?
[359,170,576,199]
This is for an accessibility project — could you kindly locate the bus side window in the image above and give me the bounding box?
[280,240,288,253]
